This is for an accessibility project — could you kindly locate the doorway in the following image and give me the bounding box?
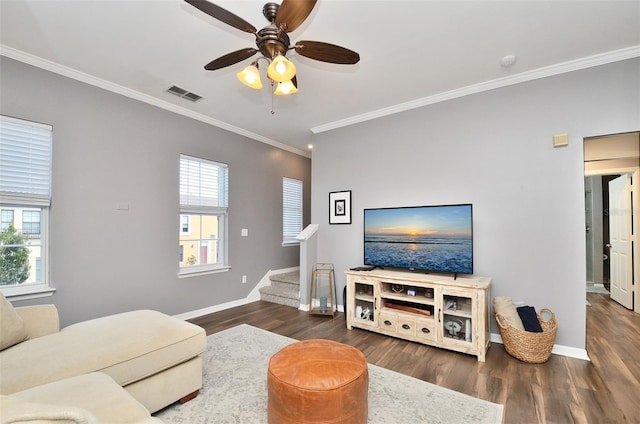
[585,175,618,293]
[584,132,639,312]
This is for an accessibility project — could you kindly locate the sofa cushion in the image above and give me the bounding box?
[0,310,206,395]
[1,394,99,424]
[7,372,162,423]
[0,292,28,351]
[15,304,60,339]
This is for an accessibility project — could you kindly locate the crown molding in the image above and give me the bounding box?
[311,45,640,135]
[2,43,637,153]
[0,45,311,159]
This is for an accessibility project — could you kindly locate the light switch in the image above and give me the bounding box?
[241,228,248,237]
[553,133,569,147]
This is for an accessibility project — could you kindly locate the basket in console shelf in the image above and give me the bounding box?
[496,308,557,364]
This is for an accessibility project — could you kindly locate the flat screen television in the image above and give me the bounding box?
[363,204,473,275]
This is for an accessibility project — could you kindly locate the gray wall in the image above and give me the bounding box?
[1,57,311,327]
[310,58,640,350]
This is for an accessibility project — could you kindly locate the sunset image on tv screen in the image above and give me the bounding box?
[364,204,473,274]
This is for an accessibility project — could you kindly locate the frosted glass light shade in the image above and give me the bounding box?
[274,79,298,96]
[267,55,296,83]
[236,64,262,89]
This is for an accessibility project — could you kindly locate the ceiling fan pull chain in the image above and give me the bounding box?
[271,80,276,115]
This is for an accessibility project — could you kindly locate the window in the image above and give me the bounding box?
[22,210,41,235]
[0,115,52,294]
[283,177,303,245]
[1,209,13,232]
[179,154,228,275]
[180,214,190,234]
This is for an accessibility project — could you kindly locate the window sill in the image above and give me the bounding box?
[1,284,56,301]
[178,266,231,279]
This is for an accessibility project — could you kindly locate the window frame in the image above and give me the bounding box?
[178,154,229,277]
[1,209,14,232]
[22,210,41,235]
[180,214,190,235]
[0,115,54,299]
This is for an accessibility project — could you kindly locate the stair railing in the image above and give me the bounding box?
[296,224,318,311]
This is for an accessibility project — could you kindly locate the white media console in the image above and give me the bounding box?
[346,269,491,361]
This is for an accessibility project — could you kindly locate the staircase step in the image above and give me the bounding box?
[259,285,300,308]
[269,271,300,286]
[260,270,301,308]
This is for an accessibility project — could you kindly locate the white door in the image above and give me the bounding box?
[608,174,633,309]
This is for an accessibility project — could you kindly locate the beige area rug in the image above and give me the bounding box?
[154,324,504,424]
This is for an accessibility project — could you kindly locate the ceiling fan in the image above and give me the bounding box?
[184,0,360,95]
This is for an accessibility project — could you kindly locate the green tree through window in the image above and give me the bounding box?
[0,224,30,285]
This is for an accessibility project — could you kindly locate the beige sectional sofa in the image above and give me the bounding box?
[0,293,207,423]
[3,372,164,424]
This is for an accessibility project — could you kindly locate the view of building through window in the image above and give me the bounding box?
[0,206,43,285]
[179,214,222,267]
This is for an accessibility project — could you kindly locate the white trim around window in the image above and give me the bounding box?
[178,154,229,276]
[1,115,53,297]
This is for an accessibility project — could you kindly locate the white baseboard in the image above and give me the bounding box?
[490,333,590,361]
[173,298,247,321]
[174,266,300,321]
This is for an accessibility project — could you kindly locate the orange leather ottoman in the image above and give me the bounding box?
[267,339,368,424]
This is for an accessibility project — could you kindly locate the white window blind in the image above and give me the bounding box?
[283,177,303,244]
[180,154,228,209]
[0,115,53,206]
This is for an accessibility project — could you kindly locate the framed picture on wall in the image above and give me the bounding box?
[329,190,352,224]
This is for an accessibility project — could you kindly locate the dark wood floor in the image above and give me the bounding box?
[189,293,640,424]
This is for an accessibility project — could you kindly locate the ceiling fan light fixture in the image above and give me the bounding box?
[236,62,263,89]
[274,79,298,96]
[185,0,360,101]
[267,54,296,83]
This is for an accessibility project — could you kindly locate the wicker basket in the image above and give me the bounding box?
[496,308,557,364]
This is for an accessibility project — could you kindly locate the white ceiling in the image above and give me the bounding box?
[1,1,639,157]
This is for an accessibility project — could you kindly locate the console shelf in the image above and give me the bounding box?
[346,269,491,361]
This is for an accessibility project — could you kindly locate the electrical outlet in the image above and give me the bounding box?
[242,275,247,284]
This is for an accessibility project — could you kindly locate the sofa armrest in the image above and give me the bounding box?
[15,305,60,339]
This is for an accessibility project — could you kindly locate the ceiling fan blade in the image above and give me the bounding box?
[204,48,259,70]
[185,0,257,34]
[275,0,317,32]
[294,41,360,64]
